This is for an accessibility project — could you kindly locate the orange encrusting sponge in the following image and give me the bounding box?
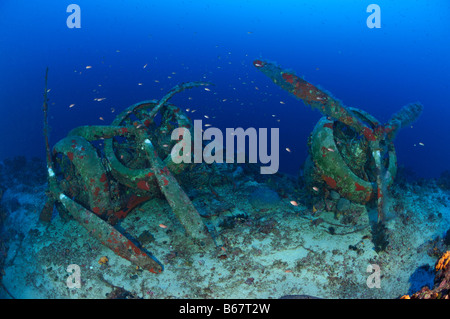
[436,251,450,271]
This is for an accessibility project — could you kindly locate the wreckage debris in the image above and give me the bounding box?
[40,70,215,272]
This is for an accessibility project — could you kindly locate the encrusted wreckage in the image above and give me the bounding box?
[40,68,215,273]
[39,59,423,271]
[253,59,423,224]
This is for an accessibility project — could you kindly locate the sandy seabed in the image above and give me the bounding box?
[1,171,449,299]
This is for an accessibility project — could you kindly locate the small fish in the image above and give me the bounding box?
[138,83,143,86]
[286,148,291,153]
[290,200,298,206]
[186,108,190,112]
[159,224,168,229]
[204,124,212,127]
[312,206,317,213]
[326,147,335,152]
[280,101,285,104]
[419,142,424,146]
[85,65,92,69]
[254,62,262,67]
[204,88,210,91]
[312,186,319,192]
[204,115,209,119]
[143,63,148,69]
[99,117,104,121]
[69,104,75,108]
[154,80,160,83]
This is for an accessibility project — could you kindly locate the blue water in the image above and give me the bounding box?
[0,0,449,177]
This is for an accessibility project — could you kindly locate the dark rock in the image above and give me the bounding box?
[371,221,389,253]
[443,228,450,246]
[248,187,280,210]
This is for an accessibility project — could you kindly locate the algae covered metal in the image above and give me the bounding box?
[40,73,215,272]
[253,59,423,222]
[308,108,397,204]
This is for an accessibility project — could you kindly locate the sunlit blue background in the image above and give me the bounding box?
[0,0,449,177]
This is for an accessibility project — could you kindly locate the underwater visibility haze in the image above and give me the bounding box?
[0,0,450,302]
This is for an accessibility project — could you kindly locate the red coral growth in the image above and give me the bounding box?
[322,175,337,189]
[137,180,150,191]
[67,152,74,161]
[282,72,294,84]
[362,127,376,142]
[99,173,107,183]
[354,182,366,192]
